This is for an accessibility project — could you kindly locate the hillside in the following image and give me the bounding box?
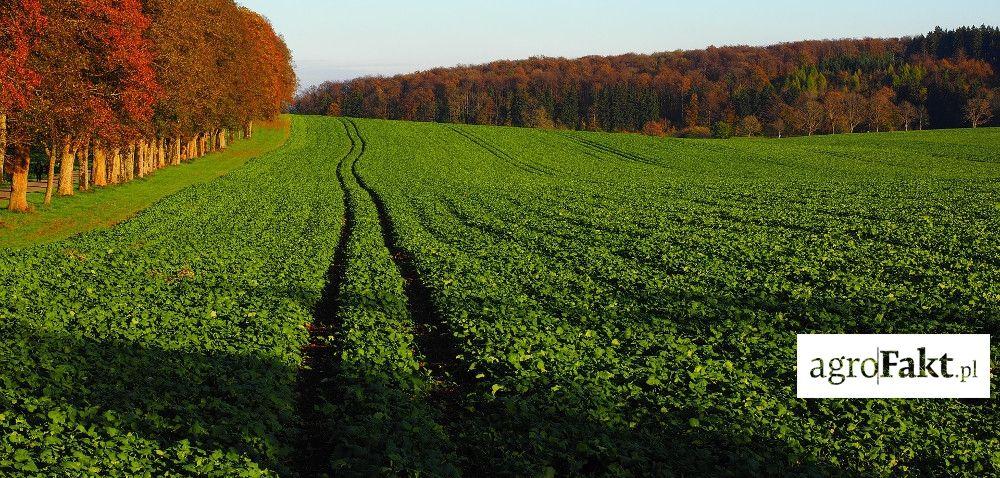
[295,26,999,137]
[2,117,997,476]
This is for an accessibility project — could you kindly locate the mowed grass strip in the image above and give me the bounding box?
[0,116,292,249]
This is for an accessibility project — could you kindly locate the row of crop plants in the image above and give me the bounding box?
[303,118,459,476]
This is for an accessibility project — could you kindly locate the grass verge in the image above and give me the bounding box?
[0,116,291,249]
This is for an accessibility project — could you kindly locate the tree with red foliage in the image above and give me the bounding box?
[22,0,158,203]
[235,7,297,139]
[869,87,898,132]
[77,0,159,191]
[4,0,294,212]
[642,120,667,137]
[0,0,45,211]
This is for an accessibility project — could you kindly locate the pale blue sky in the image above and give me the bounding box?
[235,0,999,89]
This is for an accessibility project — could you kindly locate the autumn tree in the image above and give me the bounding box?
[642,120,667,137]
[144,0,214,170]
[237,7,296,125]
[5,0,293,211]
[799,94,824,136]
[899,101,919,131]
[841,92,867,133]
[84,0,158,189]
[21,0,158,202]
[683,93,700,128]
[868,87,898,132]
[736,116,763,137]
[823,90,846,134]
[964,93,994,128]
[768,117,786,138]
[0,0,45,211]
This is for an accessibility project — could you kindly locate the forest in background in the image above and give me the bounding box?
[0,0,296,212]
[294,26,998,138]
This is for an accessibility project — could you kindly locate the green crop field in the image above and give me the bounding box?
[1,116,998,477]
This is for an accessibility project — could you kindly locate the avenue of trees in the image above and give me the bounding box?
[295,26,998,138]
[0,0,296,212]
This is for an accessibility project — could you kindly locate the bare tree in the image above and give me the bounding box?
[842,92,866,133]
[768,117,786,138]
[900,102,918,131]
[800,95,824,136]
[737,115,762,137]
[965,94,994,128]
[917,105,929,130]
[824,90,846,134]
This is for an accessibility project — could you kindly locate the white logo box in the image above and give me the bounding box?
[797,334,992,399]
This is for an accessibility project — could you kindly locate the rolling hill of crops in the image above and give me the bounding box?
[348,120,1000,477]
[1,116,998,477]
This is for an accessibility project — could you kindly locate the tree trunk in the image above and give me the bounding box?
[110,147,121,184]
[93,142,107,187]
[7,144,30,212]
[172,138,181,165]
[149,139,156,170]
[138,141,146,178]
[80,142,90,192]
[125,143,135,181]
[245,121,253,139]
[134,142,140,178]
[0,113,6,181]
[58,141,75,196]
[45,145,57,204]
[157,139,165,169]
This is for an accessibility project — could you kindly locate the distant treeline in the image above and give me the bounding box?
[294,26,998,138]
